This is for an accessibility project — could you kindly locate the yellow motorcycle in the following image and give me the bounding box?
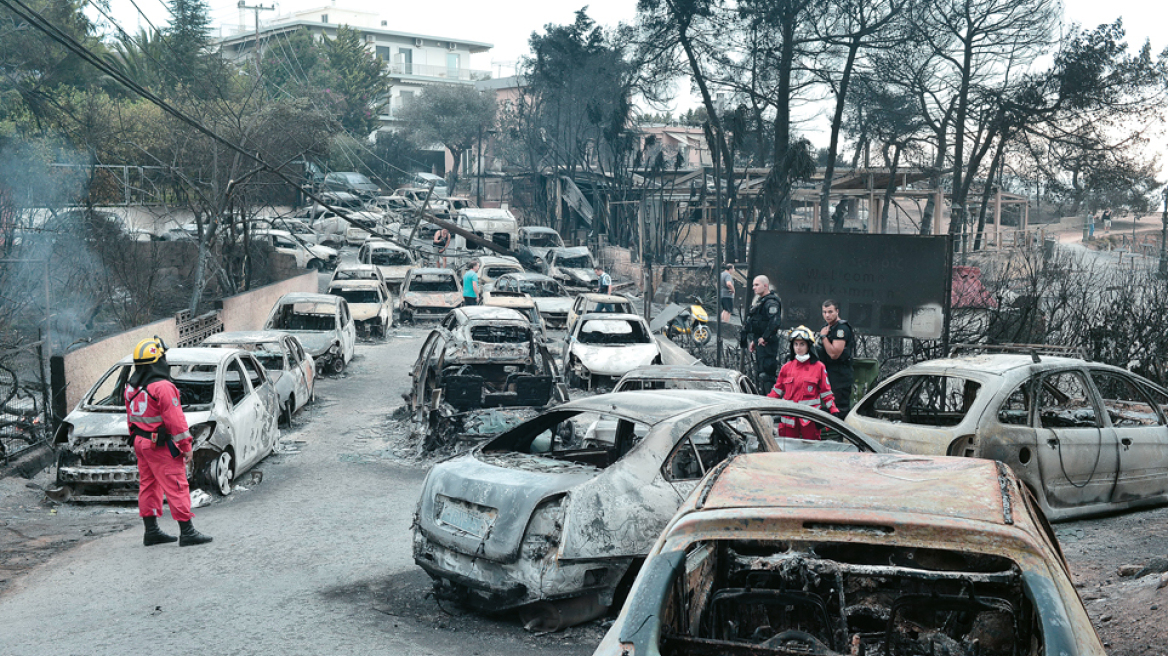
[665,301,711,345]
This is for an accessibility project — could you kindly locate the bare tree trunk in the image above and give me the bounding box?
[819,39,860,232]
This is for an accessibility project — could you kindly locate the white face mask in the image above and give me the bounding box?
[795,353,810,363]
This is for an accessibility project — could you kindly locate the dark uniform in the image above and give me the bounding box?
[741,292,782,392]
[816,319,854,415]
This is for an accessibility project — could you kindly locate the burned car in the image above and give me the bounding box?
[202,331,315,426]
[51,347,280,500]
[398,267,463,322]
[412,391,886,629]
[563,313,661,390]
[614,365,757,394]
[263,293,356,375]
[328,277,393,338]
[481,287,548,344]
[567,293,634,334]
[546,246,598,289]
[405,306,562,418]
[595,452,1104,656]
[845,353,1168,521]
[493,272,572,329]
[357,239,416,293]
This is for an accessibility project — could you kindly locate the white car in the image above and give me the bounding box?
[329,263,388,288]
[201,331,315,427]
[264,293,357,375]
[328,278,393,338]
[563,313,661,389]
[251,229,338,271]
[358,239,416,293]
[256,218,325,245]
[493,272,573,329]
[50,347,281,499]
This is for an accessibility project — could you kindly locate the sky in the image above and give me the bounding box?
[94,0,1167,153]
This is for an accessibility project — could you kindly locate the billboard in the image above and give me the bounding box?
[748,232,950,339]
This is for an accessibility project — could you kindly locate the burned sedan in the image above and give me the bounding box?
[595,452,1104,656]
[263,293,356,375]
[563,313,661,390]
[398,267,463,322]
[201,331,315,426]
[493,272,572,329]
[50,347,280,500]
[412,391,886,630]
[845,352,1168,521]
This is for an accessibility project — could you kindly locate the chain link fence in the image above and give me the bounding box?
[0,342,51,465]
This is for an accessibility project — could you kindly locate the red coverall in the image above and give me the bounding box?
[126,379,194,521]
[766,359,838,440]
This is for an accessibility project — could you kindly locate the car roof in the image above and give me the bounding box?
[409,267,456,276]
[578,293,628,302]
[334,263,381,273]
[899,354,1087,376]
[277,292,342,305]
[114,346,239,366]
[498,272,556,283]
[579,312,646,323]
[521,226,559,233]
[366,240,409,252]
[549,246,591,257]
[620,365,741,381]
[328,279,383,289]
[203,330,290,345]
[701,453,1014,525]
[454,305,527,320]
[559,390,761,426]
[477,255,521,265]
[459,208,515,220]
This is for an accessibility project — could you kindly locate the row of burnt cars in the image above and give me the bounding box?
[409,333,1168,654]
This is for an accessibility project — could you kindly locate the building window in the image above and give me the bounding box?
[446,53,460,78]
[398,48,412,75]
[400,90,415,108]
[376,46,390,62]
[321,14,328,23]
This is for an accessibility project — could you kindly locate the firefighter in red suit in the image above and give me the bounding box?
[766,326,838,440]
[126,337,212,547]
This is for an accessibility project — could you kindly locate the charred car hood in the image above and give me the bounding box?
[377,264,413,283]
[65,408,213,442]
[404,292,461,308]
[571,343,660,376]
[417,452,598,563]
[533,297,572,314]
[287,332,336,356]
[559,268,596,285]
[348,303,384,321]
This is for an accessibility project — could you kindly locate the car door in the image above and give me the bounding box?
[1033,369,1119,509]
[283,335,311,410]
[337,300,356,362]
[223,356,262,470]
[239,354,278,454]
[662,412,763,502]
[1089,369,1168,502]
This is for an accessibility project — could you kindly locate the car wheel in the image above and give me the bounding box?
[203,450,234,496]
[280,398,294,428]
[307,259,323,271]
[330,355,346,375]
[691,323,711,345]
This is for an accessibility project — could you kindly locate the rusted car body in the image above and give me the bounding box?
[493,272,573,329]
[481,289,548,343]
[412,391,886,630]
[263,293,356,375]
[398,267,463,322]
[563,313,661,390]
[327,278,393,338]
[357,239,416,293]
[201,331,314,426]
[845,353,1168,521]
[517,225,565,269]
[469,255,524,292]
[50,348,280,500]
[546,246,598,289]
[404,306,562,417]
[594,452,1105,656]
[614,366,757,394]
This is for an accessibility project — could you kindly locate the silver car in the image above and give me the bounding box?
[50,347,281,500]
[846,353,1168,521]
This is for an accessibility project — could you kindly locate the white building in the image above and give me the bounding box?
[216,6,492,127]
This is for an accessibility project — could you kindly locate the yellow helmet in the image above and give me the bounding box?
[789,325,816,345]
[132,336,168,364]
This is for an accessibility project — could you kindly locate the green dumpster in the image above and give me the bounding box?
[851,358,881,403]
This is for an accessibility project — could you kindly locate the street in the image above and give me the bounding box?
[0,329,603,656]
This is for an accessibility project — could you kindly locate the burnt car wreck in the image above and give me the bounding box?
[404,306,567,451]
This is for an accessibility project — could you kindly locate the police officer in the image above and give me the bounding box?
[741,275,782,392]
[125,337,212,547]
[815,299,855,416]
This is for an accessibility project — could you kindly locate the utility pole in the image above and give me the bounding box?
[237,1,274,67]
[1160,188,1168,277]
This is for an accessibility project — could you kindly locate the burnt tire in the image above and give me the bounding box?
[307,259,324,271]
[280,398,294,428]
[201,450,234,496]
[329,354,346,375]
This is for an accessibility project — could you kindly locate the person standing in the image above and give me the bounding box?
[1103,209,1112,233]
[741,275,782,392]
[594,265,612,295]
[815,299,855,416]
[125,337,212,547]
[719,262,735,323]
[462,260,481,306]
[766,326,838,440]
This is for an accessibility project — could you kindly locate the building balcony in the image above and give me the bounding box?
[386,62,490,82]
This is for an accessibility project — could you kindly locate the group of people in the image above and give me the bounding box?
[1087,209,1113,239]
[731,269,855,440]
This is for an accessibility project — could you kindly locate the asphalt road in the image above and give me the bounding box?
[0,329,603,656]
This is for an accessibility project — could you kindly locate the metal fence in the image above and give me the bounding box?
[0,342,51,464]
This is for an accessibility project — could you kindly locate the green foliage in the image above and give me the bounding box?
[397,83,495,175]
[320,26,391,135]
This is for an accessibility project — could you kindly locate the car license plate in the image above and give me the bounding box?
[436,495,497,538]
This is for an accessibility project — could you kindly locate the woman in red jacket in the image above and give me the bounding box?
[766,326,838,440]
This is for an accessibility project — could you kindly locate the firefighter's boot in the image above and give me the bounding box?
[178,520,213,547]
[143,516,177,546]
